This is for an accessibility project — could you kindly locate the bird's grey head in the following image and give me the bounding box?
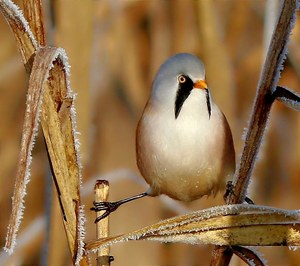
[151,53,210,119]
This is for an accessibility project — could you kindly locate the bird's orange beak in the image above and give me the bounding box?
[193,80,207,90]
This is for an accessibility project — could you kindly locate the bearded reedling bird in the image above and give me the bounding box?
[92,53,236,222]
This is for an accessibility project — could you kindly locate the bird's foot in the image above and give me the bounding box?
[91,201,121,223]
[223,181,255,204]
[244,197,255,205]
[223,181,234,203]
[91,192,148,223]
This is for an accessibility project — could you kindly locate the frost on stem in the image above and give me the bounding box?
[0,0,38,49]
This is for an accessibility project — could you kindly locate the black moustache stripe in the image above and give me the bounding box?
[174,75,193,119]
[205,88,211,119]
[174,75,211,119]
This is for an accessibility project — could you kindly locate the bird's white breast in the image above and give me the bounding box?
[136,90,234,201]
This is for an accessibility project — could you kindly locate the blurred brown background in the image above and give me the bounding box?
[0,0,300,265]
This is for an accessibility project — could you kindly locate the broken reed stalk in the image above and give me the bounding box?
[94,180,111,266]
[210,0,299,265]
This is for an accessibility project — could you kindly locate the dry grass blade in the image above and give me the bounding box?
[35,46,85,264]
[23,0,45,46]
[0,217,45,265]
[1,0,38,252]
[3,43,43,253]
[0,0,37,72]
[0,0,87,264]
[4,44,87,263]
[85,204,300,252]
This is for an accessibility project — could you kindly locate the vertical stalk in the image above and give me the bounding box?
[94,180,111,266]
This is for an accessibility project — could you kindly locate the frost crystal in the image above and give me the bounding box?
[2,0,38,49]
[268,0,299,94]
[1,217,45,264]
[289,246,299,251]
[75,205,87,266]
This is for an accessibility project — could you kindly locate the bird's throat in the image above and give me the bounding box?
[175,84,212,119]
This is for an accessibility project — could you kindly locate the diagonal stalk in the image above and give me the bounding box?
[210,0,299,265]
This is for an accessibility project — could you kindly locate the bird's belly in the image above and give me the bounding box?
[155,165,222,201]
[137,105,230,201]
[144,134,222,201]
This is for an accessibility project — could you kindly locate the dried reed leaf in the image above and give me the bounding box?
[0,217,45,265]
[86,204,300,252]
[53,0,93,156]
[0,1,87,264]
[2,0,39,248]
[0,0,37,72]
[23,0,45,45]
[34,46,85,263]
[3,54,39,251]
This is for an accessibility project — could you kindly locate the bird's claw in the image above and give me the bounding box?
[91,201,120,223]
[223,181,234,203]
[223,181,255,205]
[244,197,255,205]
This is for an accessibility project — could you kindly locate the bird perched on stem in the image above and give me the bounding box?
[91,53,235,222]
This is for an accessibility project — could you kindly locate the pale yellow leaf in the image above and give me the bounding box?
[86,204,300,252]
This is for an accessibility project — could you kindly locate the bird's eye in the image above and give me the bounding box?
[178,75,186,84]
